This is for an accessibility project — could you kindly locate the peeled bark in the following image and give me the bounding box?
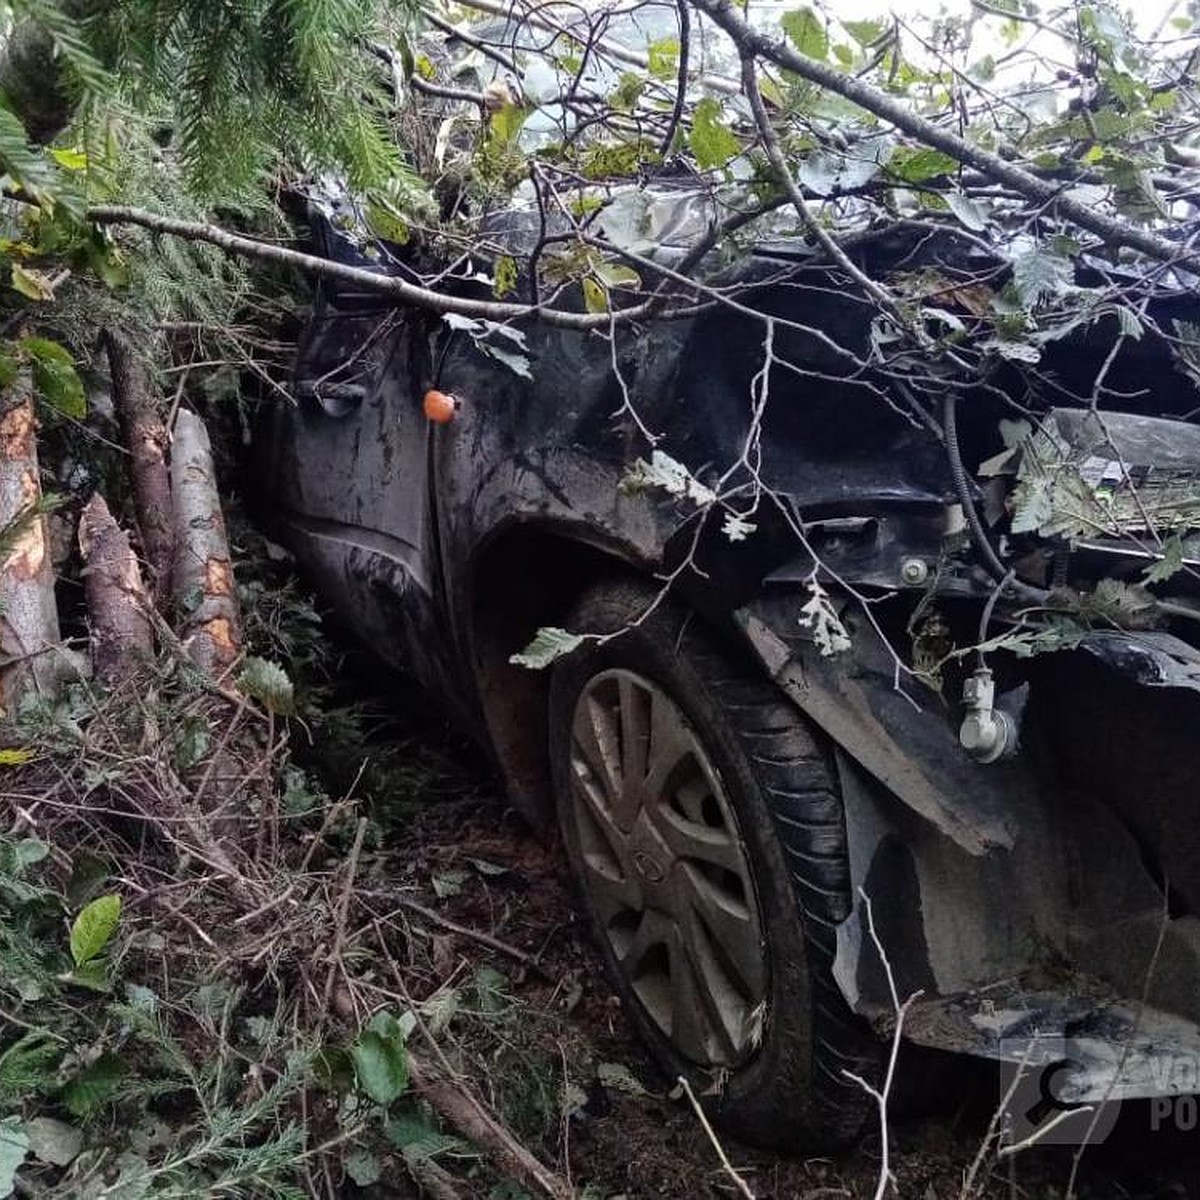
[0,383,61,722]
[105,330,173,611]
[170,408,241,679]
[79,494,154,686]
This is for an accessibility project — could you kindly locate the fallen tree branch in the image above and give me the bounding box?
[692,0,1200,275]
[739,55,908,325]
[394,896,546,974]
[87,206,668,332]
[453,0,739,94]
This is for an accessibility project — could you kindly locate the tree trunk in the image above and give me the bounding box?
[105,330,174,610]
[0,20,76,145]
[79,493,154,687]
[0,383,62,724]
[170,408,242,680]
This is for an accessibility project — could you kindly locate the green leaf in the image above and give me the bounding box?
[13,839,47,869]
[689,98,740,171]
[843,18,885,46]
[610,71,645,112]
[237,657,295,716]
[22,337,85,418]
[1010,474,1055,534]
[647,38,680,80]
[594,262,641,290]
[23,1117,81,1167]
[365,202,410,246]
[0,105,54,195]
[582,276,608,314]
[945,192,990,232]
[66,960,112,993]
[61,1052,126,1118]
[888,146,959,183]
[10,264,56,302]
[481,343,532,379]
[493,255,518,299]
[50,147,88,171]
[386,1107,463,1162]
[350,1019,409,1106]
[795,133,888,198]
[313,1046,355,1093]
[0,1117,28,1197]
[489,102,528,146]
[782,8,829,60]
[431,869,467,899]
[1143,533,1186,585]
[346,1149,382,1186]
[509,627,585,670]
[1115,305,1144,340]
[472,965,508,1014]
[173,715,211,771]
[596,1061,646,1095]
[70,894,121,967]
[1011,250,1074,308]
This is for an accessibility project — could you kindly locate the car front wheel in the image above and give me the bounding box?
[548,580,878,1150]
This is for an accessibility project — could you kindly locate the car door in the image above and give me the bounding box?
[261,232,457,705]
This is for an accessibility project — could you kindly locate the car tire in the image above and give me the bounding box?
[548,579,878,1151]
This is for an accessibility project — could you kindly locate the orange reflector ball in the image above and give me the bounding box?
[423,389,459,424]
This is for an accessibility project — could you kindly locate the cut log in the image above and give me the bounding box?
[105,330,173,610]
[0,382,62,723]
[79,494,154,686]
[170,408,241,680]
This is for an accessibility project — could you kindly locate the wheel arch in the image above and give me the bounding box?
[466,518,767,827]
[465,521,651,827]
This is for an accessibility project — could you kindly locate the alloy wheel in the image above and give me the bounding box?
[566,669,767,1067]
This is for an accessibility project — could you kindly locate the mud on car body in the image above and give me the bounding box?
[256,190,1200,1149]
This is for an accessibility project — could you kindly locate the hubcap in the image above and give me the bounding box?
[565,669,767,1067]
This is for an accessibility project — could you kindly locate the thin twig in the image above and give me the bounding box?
[395,897,546,974]
[319,816,368,1023]
[842,889,923,1200]
[676,1075,756,1199]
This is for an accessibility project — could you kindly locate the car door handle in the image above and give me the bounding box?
[295,380,367,415]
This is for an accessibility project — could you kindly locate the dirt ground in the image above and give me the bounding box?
[337,683,1200,1200]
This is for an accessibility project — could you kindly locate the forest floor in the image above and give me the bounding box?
[336,659,1200,1200]
[7,553,1200,1199]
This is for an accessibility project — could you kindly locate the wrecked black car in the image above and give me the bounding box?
[256,166,1200,1149]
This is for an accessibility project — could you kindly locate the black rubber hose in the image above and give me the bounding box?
[943,392,1011,583]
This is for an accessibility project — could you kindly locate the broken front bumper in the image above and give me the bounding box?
[736,593,1200,1106]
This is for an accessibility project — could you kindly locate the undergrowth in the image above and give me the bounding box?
[0,536,605,1200]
